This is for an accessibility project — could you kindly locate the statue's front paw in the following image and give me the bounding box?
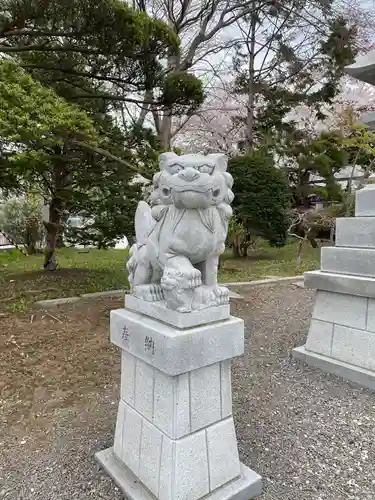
[209,286,229,306]
[177,305,192,313]
[184,268,202,288]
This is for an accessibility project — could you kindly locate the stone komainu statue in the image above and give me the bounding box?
[127,152,234,312]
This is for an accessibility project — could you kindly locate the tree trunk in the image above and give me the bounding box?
[158,51,180,150]
[245,3,257,151]
[43,200,61,271]
[299,170,311,207]
[159,109,173,149]
[136,90,153,128]
[296,240,303,265]
[232,235,241,257]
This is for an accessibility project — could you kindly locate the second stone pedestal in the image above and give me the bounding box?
[96,298,262,500]
[293,179,375,390]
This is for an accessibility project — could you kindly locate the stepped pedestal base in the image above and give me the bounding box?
[96,448,262,500]
[295,267,375,390]
[96,303,262,500]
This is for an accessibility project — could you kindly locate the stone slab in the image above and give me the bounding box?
[305,319,334,357]
[227,290,244,301]
[331,324,375,372]
[321,247,375,278]
[221,276,304,287]
[292,345,375,391]
[305,270,375,299]
[312,290,367,330]
[206,418,241,491]
[189,363,221,432]
[366,299,375,332]
[82,289,128,298]
[110,308,244,376]
[355,186,375,216]
[125,294,230,328]
[95,448,262,500]
[35,296,81,307]
[117,358,233,440]
[292,281,305,288]
[336,217,375,248]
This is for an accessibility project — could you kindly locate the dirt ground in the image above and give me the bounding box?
[1,284,375,499]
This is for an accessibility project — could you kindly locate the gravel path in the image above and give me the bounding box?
[2,284,375,499]
[234,284,375,500]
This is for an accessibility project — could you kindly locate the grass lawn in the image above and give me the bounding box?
[219,239,321,283]
[0,239,321,313]
[0,248,129,313]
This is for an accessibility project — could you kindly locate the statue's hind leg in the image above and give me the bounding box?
[132,256,164,302]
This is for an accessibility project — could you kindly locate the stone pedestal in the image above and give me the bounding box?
[293,179,375,390]
[96,296,262,500]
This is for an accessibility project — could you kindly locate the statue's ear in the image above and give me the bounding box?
[207,153,228,172]
[222,172,233,189]
[159,152,178,171]
[152,171,162,187]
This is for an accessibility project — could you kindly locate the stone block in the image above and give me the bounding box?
[305,319,334,356]
[153,370,176,438]
[312,290,367,329]
[336,217,375,248]
[321,247,375,279]
[332,324,375,371]
[220,360,232,419]
[304,270,375,299]
[356,185,375,216]
[125,294,230,328]
[134,359,155,422]
[174,430,210,500]
[120,350,234,439]
[206,418,241,491]
[175,373,190,438]
[120,350,135,406]
[366,299,375,332]
[110,308,244,376]
[113,397,126,460]
[152,369,191,439]
[114,401,143,475]
[190,363,221,432]
[138,420,163,497]
[159,435,174,500]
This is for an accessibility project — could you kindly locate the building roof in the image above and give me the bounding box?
[345,49,375,86]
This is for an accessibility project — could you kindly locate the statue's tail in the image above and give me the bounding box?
[126,201,155,285]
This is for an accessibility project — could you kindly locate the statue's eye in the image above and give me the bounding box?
[198,164,214,174]
[169,164,182,174]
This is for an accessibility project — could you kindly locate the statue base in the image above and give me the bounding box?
[125,294,230,328]
[96,448,262,500]
[96,298,262,500]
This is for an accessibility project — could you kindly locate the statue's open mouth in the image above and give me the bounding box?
[172,185,211,194]
[167,186,221,195]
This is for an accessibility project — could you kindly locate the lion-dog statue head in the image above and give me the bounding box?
[150,152,234,210]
